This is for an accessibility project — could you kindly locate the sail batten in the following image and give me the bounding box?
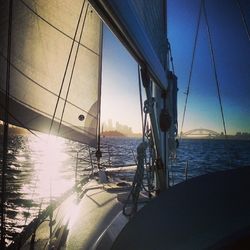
[0,0,102,147]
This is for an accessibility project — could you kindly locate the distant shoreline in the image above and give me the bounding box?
[101,130,142,138]
[178,136,250,141]
[0,124,28,135]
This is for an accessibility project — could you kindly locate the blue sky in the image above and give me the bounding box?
[101,0,250,135]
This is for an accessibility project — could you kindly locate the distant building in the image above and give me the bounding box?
[103,119,133,136]
[107,119,113,131]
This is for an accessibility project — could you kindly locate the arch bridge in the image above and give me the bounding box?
[182,128,220,137]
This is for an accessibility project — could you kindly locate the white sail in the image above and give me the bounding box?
[0,0,102,147]
[90,0,168,89]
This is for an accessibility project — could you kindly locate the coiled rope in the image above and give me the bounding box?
[123,142,148,217]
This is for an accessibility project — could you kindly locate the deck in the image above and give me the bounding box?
[113,167,250,249]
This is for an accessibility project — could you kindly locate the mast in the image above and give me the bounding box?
[1,0,13,247]
[96,21,104,168]
[90,0,174,191]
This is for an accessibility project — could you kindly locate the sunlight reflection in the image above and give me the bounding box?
[24,134,74,200]
[63,196,81,230]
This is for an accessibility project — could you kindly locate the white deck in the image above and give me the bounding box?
[21,180,131,249]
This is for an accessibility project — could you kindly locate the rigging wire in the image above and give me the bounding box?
[1,0,13,247]
[235,0,250,42]
[49,0,86,135]
[180,0,202,138]
[57,2,89,134]
[168,41,175,74]
[203,0,228,138]
[45,1,86,244]
[96,22,104,160]
[137,65,144,136]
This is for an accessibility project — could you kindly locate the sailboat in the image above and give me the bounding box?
[0,0,250,249]
[0,0,177,248]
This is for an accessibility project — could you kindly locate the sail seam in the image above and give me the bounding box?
[0,56,97,119]
[0,93,97,136]
[19,0,99,56]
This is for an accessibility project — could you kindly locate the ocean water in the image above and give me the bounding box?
[170,139,250,185]
[0,134,250,245]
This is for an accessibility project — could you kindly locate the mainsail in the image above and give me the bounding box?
[90,0,168,90]
[0,0,102,147]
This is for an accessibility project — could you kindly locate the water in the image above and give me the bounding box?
[170,139,250,185]
[1,135,250,245]
[0,134,140,245]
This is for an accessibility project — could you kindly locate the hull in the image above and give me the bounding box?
[113,167,250,249]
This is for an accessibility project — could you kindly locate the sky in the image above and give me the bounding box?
[101,25,142,133]
[101,0,250,135]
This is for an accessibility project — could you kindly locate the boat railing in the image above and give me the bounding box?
[74,143,138,186]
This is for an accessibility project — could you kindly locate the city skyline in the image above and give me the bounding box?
[102,119,133,136]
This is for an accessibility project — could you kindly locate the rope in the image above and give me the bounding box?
[123,142,147,217]
[57,2,89,134]
[203,0,228,137]
[137,65,144,136]
[235,0,250,42]
[168,41,175,74]
[180,0,202,138]
[19,0,98,56]
[49,0,86,135]
[1,1,13,247]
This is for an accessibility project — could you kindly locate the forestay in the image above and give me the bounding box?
[0,0,102,147]
[90,0,168,89]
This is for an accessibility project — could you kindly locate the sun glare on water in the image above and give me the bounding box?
[24,134,74,200]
